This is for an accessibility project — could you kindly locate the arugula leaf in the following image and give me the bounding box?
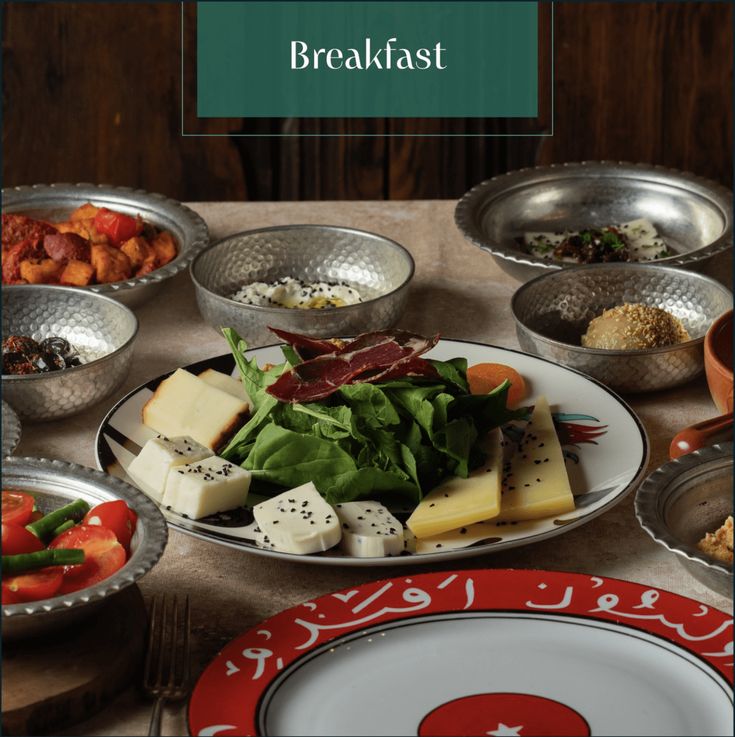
[428,357,469,393]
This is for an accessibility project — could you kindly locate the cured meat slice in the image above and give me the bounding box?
[267,327,340,360]
[267,330,439,403]
[361,355,439,383]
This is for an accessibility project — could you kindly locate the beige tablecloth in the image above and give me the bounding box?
[12,201,731,735]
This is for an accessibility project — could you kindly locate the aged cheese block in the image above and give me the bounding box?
[406,428,502,538]
[198,368,252,404]
[497,395,575,521]
[142,368,250,450]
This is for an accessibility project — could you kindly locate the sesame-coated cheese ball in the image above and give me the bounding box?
[581,304,690,350]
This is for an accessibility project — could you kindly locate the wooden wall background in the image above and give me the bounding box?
[2,2,732,201]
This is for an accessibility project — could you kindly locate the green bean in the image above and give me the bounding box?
[2,549,84,575]
[26,499,90,540]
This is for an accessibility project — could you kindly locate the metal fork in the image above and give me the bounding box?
[143,595,191,736]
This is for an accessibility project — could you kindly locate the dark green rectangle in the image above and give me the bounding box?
[197,1,538,118]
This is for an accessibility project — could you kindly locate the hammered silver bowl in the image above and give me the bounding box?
[635,443,732,599]
[191,224,415,346]
[511,263,733,393]
[1,457,168,639]
[455,161,733,282]
[2,401,21,456]
[2,285,138,421]
[2,183,210,309]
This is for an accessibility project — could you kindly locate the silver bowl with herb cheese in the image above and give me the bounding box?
[456,161,733,282]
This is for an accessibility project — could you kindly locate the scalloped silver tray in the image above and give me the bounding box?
[1,457,168,639]
[635,443,732,599]
[2,183,210,309]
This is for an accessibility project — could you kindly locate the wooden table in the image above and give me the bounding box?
[12,201,732,736]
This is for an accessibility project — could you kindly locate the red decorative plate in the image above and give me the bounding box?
[188,569,733,736]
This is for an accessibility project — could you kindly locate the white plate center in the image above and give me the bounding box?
[261,613,732,736]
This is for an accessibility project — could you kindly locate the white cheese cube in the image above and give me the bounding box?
[127,435,213,503]
[142,368,250,451]
[253,482,341,555]
[162,456,251,519]
[334,501,404,557]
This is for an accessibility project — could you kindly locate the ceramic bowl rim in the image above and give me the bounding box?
[704,308,734,378]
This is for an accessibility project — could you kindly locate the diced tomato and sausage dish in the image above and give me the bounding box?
[2,203,178,286]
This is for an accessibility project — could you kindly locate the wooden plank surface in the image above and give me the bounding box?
[2,2,731,201]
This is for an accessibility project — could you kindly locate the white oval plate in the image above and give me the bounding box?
[187,569,733,736]
[95,339,649,566]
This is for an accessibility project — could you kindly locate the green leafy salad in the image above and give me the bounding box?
[220,329,522,505]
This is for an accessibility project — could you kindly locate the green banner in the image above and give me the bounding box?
[196,1,538,118]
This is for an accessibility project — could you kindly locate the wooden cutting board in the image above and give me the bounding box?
[2,585,147,736]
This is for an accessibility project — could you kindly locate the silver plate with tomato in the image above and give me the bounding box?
[1,456,167,640]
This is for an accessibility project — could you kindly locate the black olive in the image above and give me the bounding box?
[32,351,65,372]
[39,337,72,357]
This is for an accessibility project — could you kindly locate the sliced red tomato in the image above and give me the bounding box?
[93,208,142,246]
[2,491,36,526]
[82,500,134,550]
[2,568,63,603]
[127,506,138,528]
[1,523,44,555]
[48,525,126,593]
[28,509,44,524]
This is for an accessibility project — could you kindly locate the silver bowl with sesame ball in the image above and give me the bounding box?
[511,262,732,393]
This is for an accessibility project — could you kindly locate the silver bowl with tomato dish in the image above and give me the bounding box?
[2,183,210,309]
[2,457,167,640]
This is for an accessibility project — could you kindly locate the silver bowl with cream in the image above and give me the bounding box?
[190,224,415,346]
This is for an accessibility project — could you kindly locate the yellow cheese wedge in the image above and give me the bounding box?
[406,428,502,539]
[497,395,575,521]
[142,368,250,451]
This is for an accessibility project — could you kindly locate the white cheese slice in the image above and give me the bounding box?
[162,456,251,519]
[126,435,213,503]
[198,368,252,405]
[253,482,341,555]
[142,368,250,451]
[406,428,503,538]
[334,501,404,557]
[497,396,575,521]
